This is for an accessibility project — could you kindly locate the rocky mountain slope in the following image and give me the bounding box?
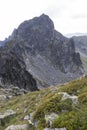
[0,75,87,130]
[73,36,87,73]
[0,14,83,90]
[73,36,87,57]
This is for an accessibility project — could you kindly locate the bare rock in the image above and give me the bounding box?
[0,95,7,100]
[5,124,29,130]
[0,109,16,120]
[0,14,83,90]
[58,92,78,104]
[45,113,59,127]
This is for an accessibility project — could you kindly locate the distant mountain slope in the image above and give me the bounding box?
[0,14,83,90]
[73,36,87,74]
[73,36,87,56]
[66,33,87,38]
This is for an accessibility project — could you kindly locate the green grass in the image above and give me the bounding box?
[81,55,87,74]
[0,76,87,130]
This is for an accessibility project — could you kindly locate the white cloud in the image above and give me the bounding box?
[0,0,87,40]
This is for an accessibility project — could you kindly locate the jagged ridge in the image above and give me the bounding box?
[0,14,83,90]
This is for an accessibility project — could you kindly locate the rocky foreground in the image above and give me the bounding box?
[0,75,87,130]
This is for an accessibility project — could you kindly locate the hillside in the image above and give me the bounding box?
[0,76,87,130]
[73,36,87,74]
[0,14,83,90]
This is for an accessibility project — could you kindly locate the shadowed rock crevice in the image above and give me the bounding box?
[0,53,37,91]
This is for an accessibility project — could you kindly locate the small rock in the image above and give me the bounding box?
[24,115,30,120]
[58,92,78,104]
[24,114,34,125]
[0,109,16,120]
[24,108,28,113]
[43,128,66,130]
[45,113,59,127]
[5,124,29,130]
[43,128,54,130]
[0,95,7,100]
[55,128,66,130]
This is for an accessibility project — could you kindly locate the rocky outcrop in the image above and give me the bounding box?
[0,109,16,127]
[0,14,83,90]
[58,92,79,104]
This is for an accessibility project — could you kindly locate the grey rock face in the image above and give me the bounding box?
[0,14,83,90]
[72,36,87,74]
[73,36,87,56]
[0,52,37,91]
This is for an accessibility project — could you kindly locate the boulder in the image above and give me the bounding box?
[0,109,16,126]
[0,109,16,120]
[43,128,66,130]
[24,112,37,126]
[45,113,59,127]
[58,92,78,104]
[5,124,29,130]
[0,95,7,100]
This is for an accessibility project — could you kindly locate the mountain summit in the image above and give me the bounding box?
[0,14,83,90]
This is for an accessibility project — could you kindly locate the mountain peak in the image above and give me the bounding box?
[12,14,54,43]
[39,13,50,18]
[0,14,84,90]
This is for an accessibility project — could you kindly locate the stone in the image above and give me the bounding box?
[45,113,59,127]
[24,112,34,125]
[58,92,78,104]
[0,109,16,120]
[43,128,66,130]
[43,128,54,130]
[55,128,66,130]
[0,95,7,100]
[10,87,28,96]
[5,124,29,130]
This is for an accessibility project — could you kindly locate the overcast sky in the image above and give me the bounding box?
[0,0,87,40]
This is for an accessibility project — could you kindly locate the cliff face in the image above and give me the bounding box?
[72,36,87,74]
[73,36,87,57]
[0,14,83,90]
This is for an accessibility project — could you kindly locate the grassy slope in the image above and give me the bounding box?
[81,55,87,74]
[0,76,87,130]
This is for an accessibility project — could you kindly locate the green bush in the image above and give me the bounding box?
[52,111,79,130]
